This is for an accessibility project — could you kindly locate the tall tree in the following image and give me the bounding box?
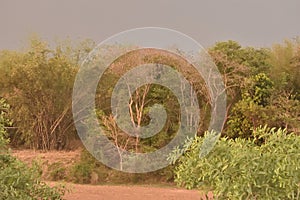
[0,37,94,150]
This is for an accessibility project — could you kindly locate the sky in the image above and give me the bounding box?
[1,0,300,50]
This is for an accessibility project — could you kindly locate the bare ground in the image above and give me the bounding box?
[62,183,201,200]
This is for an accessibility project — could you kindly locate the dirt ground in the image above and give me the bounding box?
[62,183,201,200]
[13,149,212,200]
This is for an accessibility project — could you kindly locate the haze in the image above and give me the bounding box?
[1,0,300,50]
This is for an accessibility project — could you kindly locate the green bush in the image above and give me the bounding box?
[171,128,300,199]
[0,98,10,153]
[0,98,66,200]
[0,155,67,200]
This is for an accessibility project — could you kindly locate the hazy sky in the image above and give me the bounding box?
[1,0,300,50]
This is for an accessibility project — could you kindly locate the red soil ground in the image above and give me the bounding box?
[63,183,201,200]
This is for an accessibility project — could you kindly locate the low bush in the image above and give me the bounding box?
[0,98,66,200]
[48,162,67,181]
[70,149,175,185]
[0,154,67,200]
[171,127,300,199]
[69,150,96,184]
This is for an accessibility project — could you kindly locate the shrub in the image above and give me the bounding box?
[70,149,175,184]
[69,150,95,184]
[48,162,67,181]
[0,98,10,152]
[171,128,300,199]
[0,155,67,200]
[0,98,66,200]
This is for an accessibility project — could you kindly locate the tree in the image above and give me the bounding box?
[0,37,95,150]
[226,73,274,138]
[268,39,300,97]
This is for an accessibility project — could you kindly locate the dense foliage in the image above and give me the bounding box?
[0,98,10,152]
[0,99,66,200]
[210,40,300,138]
[171,127,300,199]
[0,37,94,150]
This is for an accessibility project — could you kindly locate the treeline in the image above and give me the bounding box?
[0,37,299,151]
[210,40,299,138]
